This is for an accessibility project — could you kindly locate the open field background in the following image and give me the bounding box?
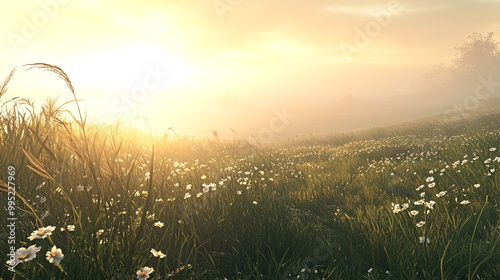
[2,1,500,279]
[0,66,499,279]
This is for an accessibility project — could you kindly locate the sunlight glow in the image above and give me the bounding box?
[65,45,194,91]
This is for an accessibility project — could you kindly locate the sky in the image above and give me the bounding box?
[1,0,500,140]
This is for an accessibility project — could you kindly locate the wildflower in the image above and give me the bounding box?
[489,147,497,151]
[67,225,75,231]
[28,226,56,241]
[237,191,242,195]
[186,184,192,190]
[136,266,154,280]
[392,204,401,213]
[6,245,41,266]
[252,201,258,205]
[96,229,104,236]
[201,175,207,180]
[419,236,430,244]
[46,245,64,264]
[428,182,436,188]
[436,191,447,198]
[460,200,470,205]
[150,248,166,258]
[420,192,425,197]
[474,184,480,188]
[416,221,426,227]
[76,184,85,192]
[145,172,150,180]
[414,199,425,206]
[410,210,419,216]
[184,193,191,199]
[426,177,434,183]
[202,184,210,193]
[426,200,436,209]
[154,221,164,228]
[368,268,373,273]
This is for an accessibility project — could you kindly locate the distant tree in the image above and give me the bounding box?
[421,32,500,96]
[452,32,499,70]
[450,32,500,93]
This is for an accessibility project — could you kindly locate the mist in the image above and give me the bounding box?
[1,0,500,141]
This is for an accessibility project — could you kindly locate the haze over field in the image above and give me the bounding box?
[1,0,500,139]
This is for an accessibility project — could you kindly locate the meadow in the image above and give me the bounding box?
[1,65,499,279]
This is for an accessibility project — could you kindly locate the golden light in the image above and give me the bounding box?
[65,45,194,91]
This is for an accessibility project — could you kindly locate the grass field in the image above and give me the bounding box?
[1,66,499,279]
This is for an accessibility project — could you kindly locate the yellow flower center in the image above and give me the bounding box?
[51,251,57,257]
[37,230,45,236]
[19,253,29,260]
[139,271,148,276]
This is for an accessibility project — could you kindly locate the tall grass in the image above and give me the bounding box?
[0,65,499,279]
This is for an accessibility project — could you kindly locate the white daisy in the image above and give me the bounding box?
[46,245,64,264]
[28,226,56,241]
[137,266,154,280]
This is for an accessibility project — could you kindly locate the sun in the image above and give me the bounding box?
[52,44,196,124]
[65,44,193,91]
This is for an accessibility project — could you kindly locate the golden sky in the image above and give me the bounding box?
[1,0,500,139]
